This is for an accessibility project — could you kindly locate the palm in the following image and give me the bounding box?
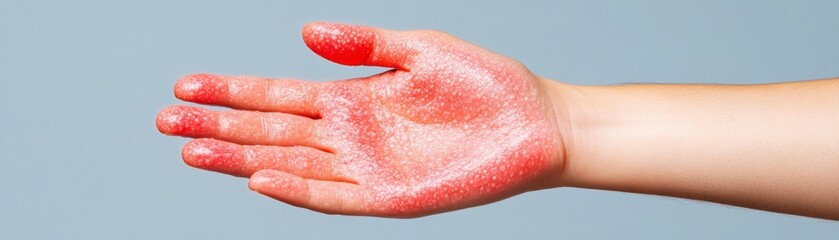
[157,23,561,217]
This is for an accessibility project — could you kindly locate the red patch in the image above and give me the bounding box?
[175,74,228,104]
[156,105,216,136]
[182,139,245,174]
[303,23,375,66]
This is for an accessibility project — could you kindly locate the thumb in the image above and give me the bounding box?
[302,22,415,69]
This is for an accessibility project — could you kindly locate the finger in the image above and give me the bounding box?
[181,138,344,182]
[249,169,372,216]
[302,22,417,69]
[174,73,321,118]
[156,105,322,148]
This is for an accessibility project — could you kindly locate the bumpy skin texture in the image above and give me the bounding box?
[156,22,563,217]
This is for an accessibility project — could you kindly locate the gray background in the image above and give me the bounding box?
[2,0,838,239]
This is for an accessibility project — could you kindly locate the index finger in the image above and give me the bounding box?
[174,74,322,118]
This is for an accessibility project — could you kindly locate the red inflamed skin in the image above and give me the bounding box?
[156,22,566,218]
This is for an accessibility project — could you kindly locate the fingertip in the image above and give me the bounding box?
[155,105,216,136]
[302,22,375,66]
[182,139,246,174]
[155,107,175,134]
[248,170,309,204]
[301,22,324,36]
[248,169,280,191]
[175,74,228,104]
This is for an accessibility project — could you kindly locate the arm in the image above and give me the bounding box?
[544,78,839,220]
[157,22,838,219]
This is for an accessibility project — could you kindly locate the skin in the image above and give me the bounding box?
[157,22,563,217]
[553,80,839,220]
[157,22,839,220]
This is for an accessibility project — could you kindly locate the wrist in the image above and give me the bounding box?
[535,77,608,189]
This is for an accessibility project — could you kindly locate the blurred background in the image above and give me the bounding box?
[2,0,838,239]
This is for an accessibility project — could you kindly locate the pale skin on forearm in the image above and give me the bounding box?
[543,78,839,220]
[157,22,838,220]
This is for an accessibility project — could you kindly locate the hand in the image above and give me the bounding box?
[156,22,564,217]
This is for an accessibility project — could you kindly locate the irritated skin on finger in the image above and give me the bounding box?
[174,73,228,104]
[156,106,216,136]
[157,23,563,217]
[302,23,375,66]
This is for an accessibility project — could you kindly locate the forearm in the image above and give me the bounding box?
[544,77,839,220]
